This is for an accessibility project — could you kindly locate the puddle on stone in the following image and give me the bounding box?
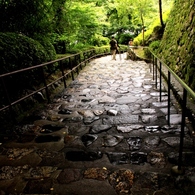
[89,124,112,134]
[107,152,129,165]
[40,124,63,134]
[130,152,147,164]
[141,108,156,114]
[58,109,72,114]
[102,135,124,147]
[83,116,100,125]
[65,151,103,161]
[81,134,98,146]
[150,92,167,97]
[144,136,161,147]
[127,137,142,150]
[161,125,180,134]
[81,99,94,103]
[145,126,160,133]
[35,135,61,143]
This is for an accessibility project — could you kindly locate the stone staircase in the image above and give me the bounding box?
[0,54,194,195]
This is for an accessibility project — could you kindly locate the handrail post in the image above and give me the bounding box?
[159,62,162,102]
[153,56,155,80]
[178,88,187,170]
[155,58,158,89]
[79,54,82,70]
[75,55,79,75]
[41,67,50,102]
[84,52,87,66]
[60,61,67,88]
[1,77,16,123]
[172,88,187,175]
[1,77,12,109]
[69,57,74,81]
[167,71,171,126]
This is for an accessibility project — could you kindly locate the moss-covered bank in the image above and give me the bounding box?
[158,0,195,90]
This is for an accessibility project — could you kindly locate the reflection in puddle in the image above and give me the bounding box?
[40,124,63,134]
[130,152,147,164]
[127,137,142,150]
[107,152,129,165]
[81,134,98,146]
[35,135,61,143]
[66,151,103,161]
[107,151,148,165]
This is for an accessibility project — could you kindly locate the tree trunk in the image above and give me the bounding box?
[159,0,165,28]
[141,13,145,46]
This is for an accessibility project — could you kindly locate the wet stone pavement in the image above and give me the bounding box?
[0,54,195,195]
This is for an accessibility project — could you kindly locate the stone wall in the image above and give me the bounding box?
[158,0,195,90]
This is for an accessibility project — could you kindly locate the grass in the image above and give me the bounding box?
[133,47,145,59]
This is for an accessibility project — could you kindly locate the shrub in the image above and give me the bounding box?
[143,47,152,59]
[34,34,56,62]
[118,34,134,45]
[90,34,110,47]
[0,32,48,73]
[0,32,53,102]
[149,40,160,54]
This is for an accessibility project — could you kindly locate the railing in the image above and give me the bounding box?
[150,49,195,173]
[0,47,112,116]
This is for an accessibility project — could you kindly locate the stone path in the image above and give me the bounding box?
[0,54,195,195]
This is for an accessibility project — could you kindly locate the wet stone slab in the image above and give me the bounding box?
[144,136,161,147]
[116,96,139,104]
[35,135,61,143]
[89,124,112,134]
[117,125,144,133]
[103,115,139,125]
[0,55,192,195]
[81,134,98,146]
[127,137,142,150]
[102,135,124,147]
[141,108,156,114]
[144,126,160,133]
[106,152,130,165]
[141,115,158,123]
[130,152,148,164]
[106,152,148,165]
[65,151,103,161]
[57,168,82,184]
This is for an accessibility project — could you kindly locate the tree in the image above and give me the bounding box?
[115,0,157,46]
[0,0,52,36]
[159,0,165,28]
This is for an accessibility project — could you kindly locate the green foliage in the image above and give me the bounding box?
[157,0,195,90]
[90,34,110,47]
[118,34,133,45]
[143,48,152,59]
[133,7,171,46]
[33,34,57,61]
[0,0,52,36]
[149,40,160,53]
[133,29,152,46]
[0,32,54,104]
[67,43,96,54]
[0,32,48,73]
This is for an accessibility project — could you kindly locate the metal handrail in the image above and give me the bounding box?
[151,51,195,99]
[150,49,195,172]
[0,47,112,113]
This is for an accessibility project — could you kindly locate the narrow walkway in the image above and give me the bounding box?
[0,54,194,194]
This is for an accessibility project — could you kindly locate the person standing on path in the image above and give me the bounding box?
[109,36,117,60]
[128,39,133,47]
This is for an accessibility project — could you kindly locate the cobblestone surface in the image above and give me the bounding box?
[0,54,195,195]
